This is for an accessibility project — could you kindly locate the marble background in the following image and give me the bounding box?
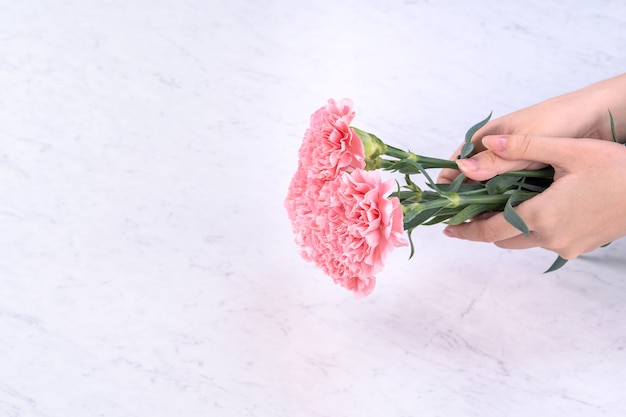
[2,0,626,416]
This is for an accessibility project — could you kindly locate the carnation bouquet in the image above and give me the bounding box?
[285,99,561,297]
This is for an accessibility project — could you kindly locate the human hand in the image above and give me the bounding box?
[443,134,626,260]
[438,73,626,183]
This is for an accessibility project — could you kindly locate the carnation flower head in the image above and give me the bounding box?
[287,167,407,298]
[284,165,325,262]
[298,98,366,180]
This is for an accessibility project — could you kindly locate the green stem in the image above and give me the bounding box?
[499,167,555,178]
[384,145,459,169]
[406,190,537,213]
[445,190,538,208]
[383,145,554,179]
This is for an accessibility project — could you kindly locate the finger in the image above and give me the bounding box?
[436,117,505,183]
[456,152,547,182]
[437,166,461,184]
[443,211,524,243]
[471,211,498,221]
[443,189,549,244]
[495,235,579,260]
[481,134,586,167]
[493,233,541,250]
[437,144,464,183]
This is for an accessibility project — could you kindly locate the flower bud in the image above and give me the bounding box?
[352,127,388,169]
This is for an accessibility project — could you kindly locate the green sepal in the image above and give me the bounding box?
[353,127,387,159]
[544,255,568,273]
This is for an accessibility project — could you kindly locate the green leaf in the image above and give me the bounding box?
[459,111,492,158]
[407,228,416,259]
[485,175,519,195]
[403,204,423,224]
[544,255,568,273]
[609,109,618,143]
[422,215,453,226]
[446,203,499,225]
[459,142,474,159]
[402,159,440,192]
[503,194,530,236]
[465,111,493,143]
[448,172,466,193]
[403,174,422,193]
[516,181,550,193]
[404,207,442,230]
[384,159,420,175]
[435,183,483,193]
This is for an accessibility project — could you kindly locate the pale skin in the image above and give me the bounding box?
[437,73,626,260]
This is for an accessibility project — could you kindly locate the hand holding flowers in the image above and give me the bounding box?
[285,99,557,297]
[286,74,626,297]
[443,134,626,260]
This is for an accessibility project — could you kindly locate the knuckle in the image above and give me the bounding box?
[556,248,579,260]
[544,237,583,260]
[493,241,510,249]
[478,227,500,243]
[482,151,501,166]
[511,134,533,156]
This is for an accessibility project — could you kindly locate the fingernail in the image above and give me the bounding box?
[456,158,478,172]
[483,135,507,151]
[443,227,457,238]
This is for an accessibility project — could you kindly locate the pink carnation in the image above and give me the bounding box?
[298,99,366,180]
[284,165,325,262]
[286,167,407,298]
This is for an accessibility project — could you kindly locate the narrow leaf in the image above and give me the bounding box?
[403,205,422,224]
[503,196,529,236]
[402,159,440,192]
[459,142,475,159]
[485,175,519,195]
[516,181,549,193]
[459,111,492,158]
[448,172,466,193]
[423,213,456,225]
[609,109,618,143]
[404,207,442,230]
[435,183,483,193]
[447,203,499,225]
[407,228,416,259]
[544,255,568,273]
[464,111,493,143]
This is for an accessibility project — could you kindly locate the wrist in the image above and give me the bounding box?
[583,73,626,142]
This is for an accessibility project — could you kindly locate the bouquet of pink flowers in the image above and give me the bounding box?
[285,99,556,297]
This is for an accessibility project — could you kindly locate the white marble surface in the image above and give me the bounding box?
[2,1,626,416]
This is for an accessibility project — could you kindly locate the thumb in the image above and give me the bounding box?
[456,152,546,182]
[482,134,579,167]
